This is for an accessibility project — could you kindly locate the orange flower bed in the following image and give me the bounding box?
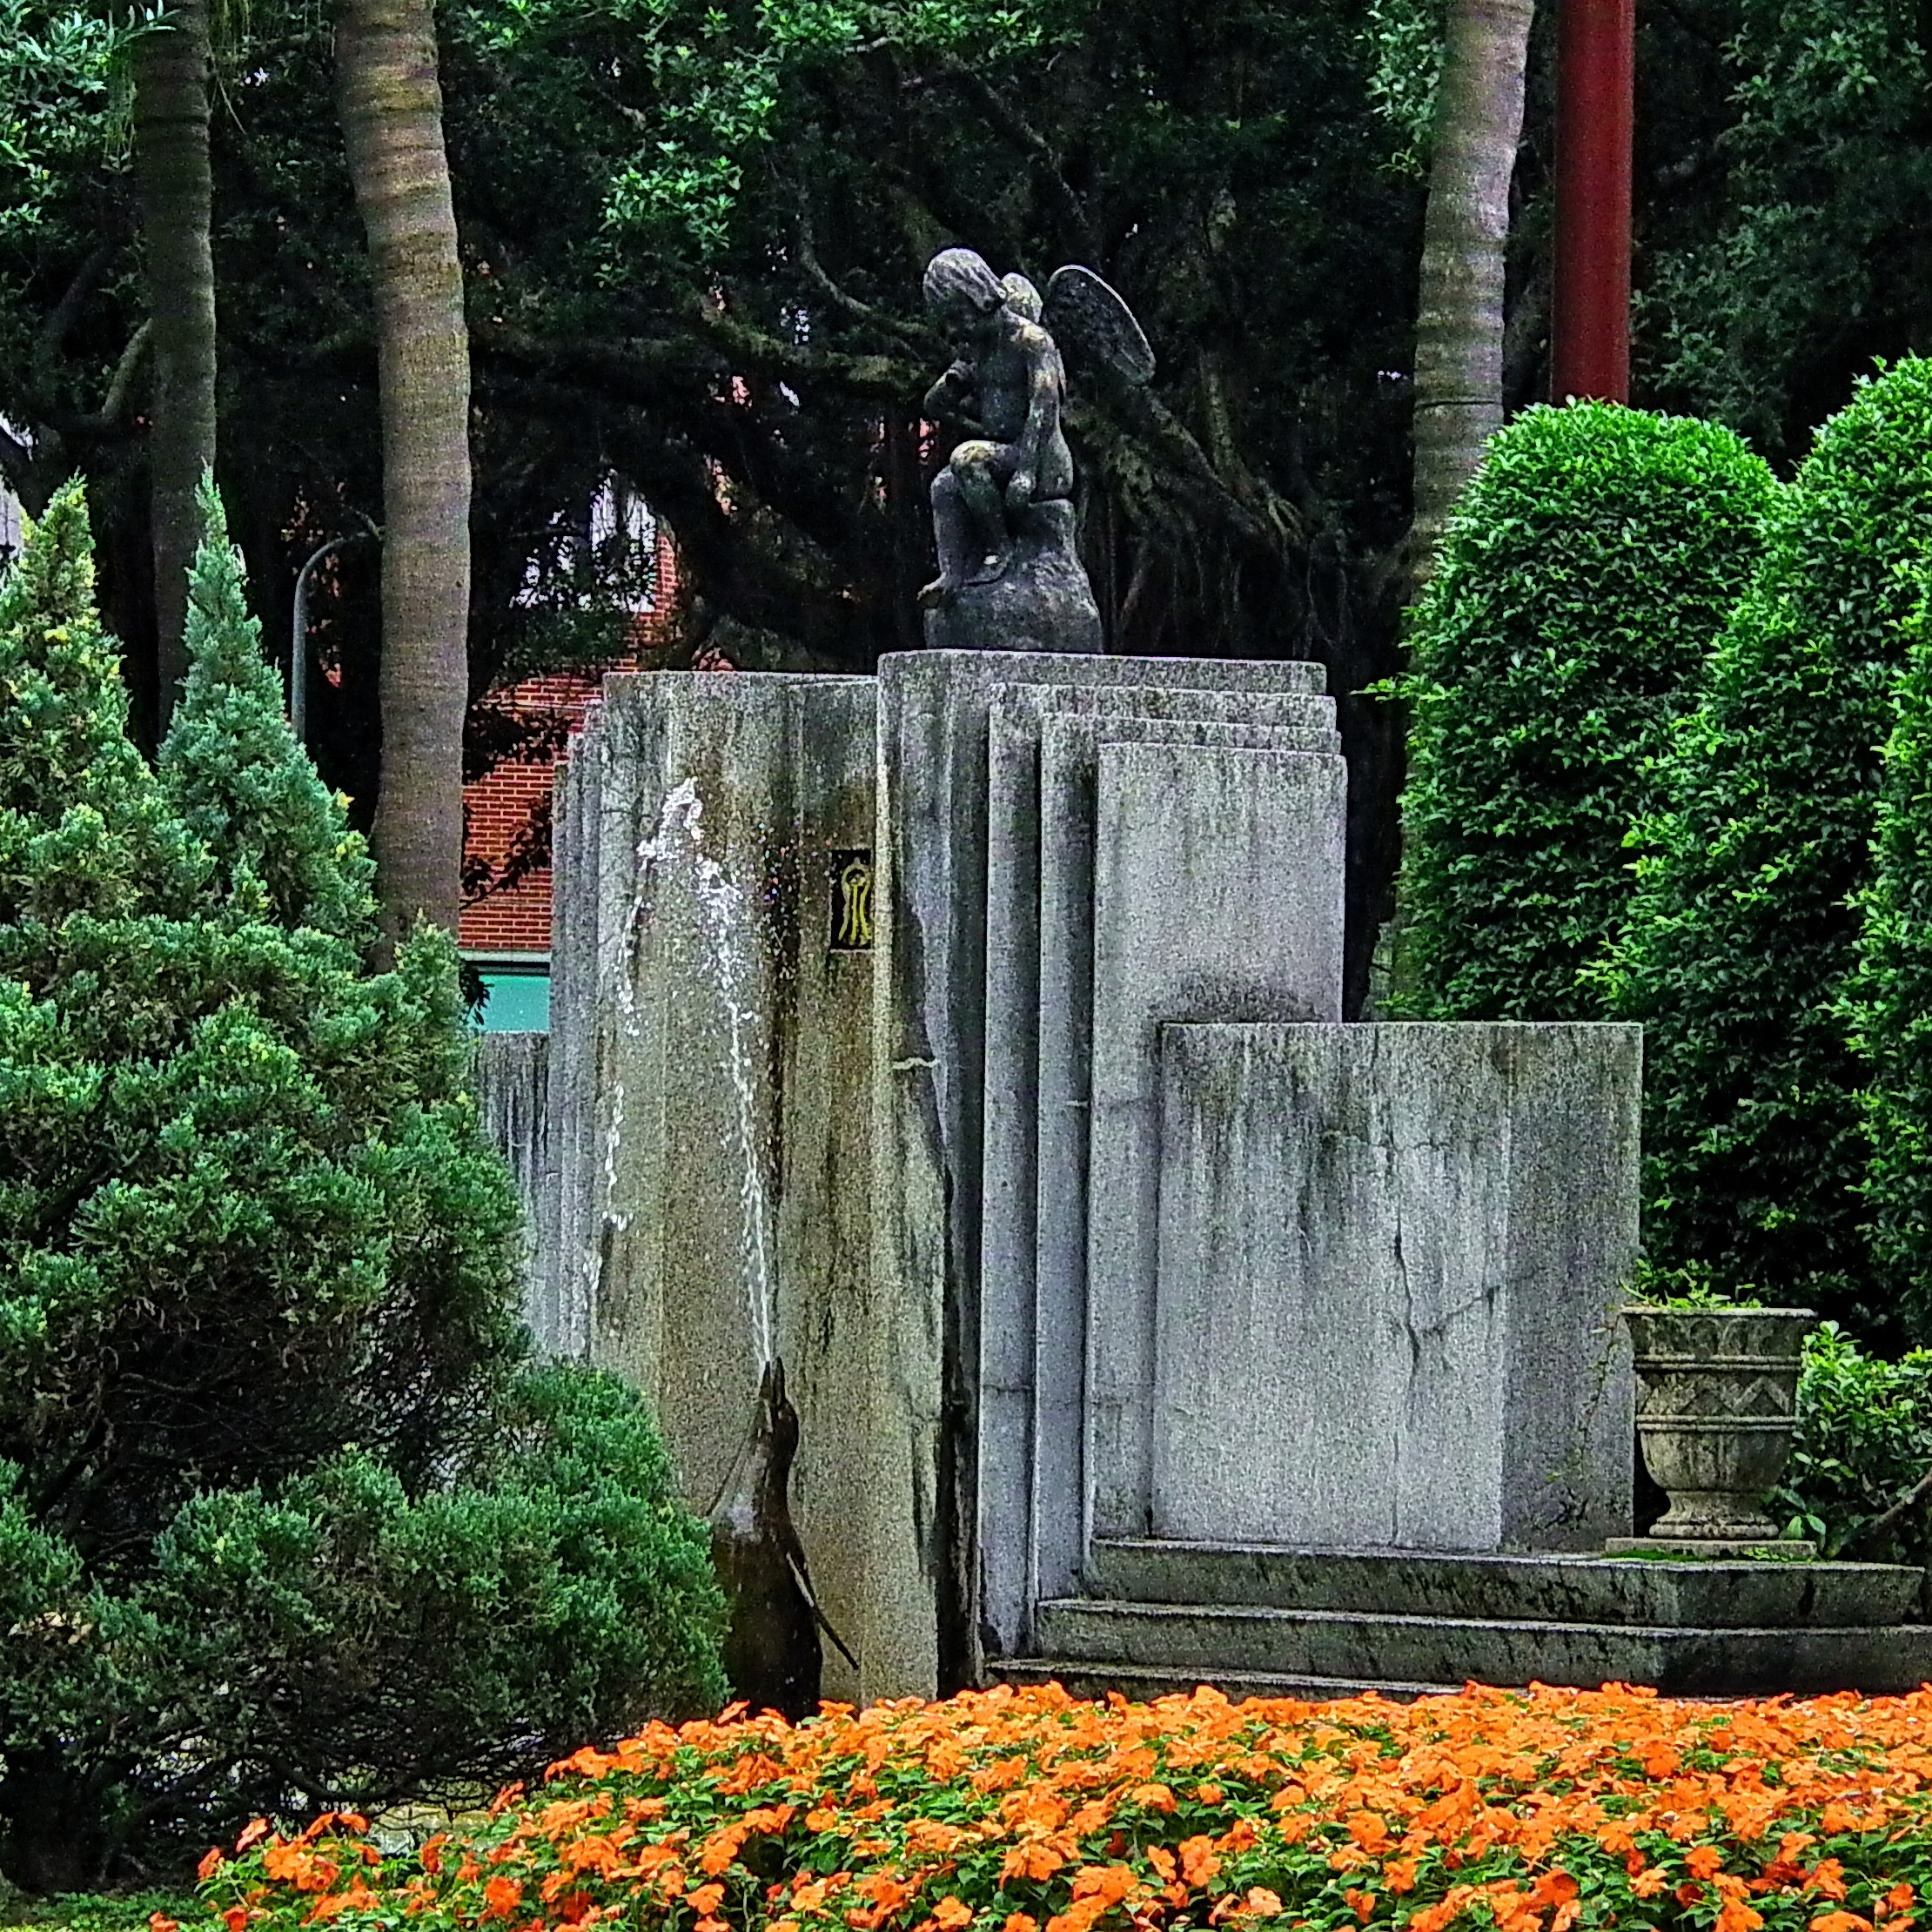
[197,1681,1932,1932]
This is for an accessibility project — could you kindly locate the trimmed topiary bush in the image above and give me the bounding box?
[1390,401,1776,1021]
[1848,596,1932,1336]
[1603,359,1932,1338]
[0,482,725,1892]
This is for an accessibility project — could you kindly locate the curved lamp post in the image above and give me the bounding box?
[290,529,373,748]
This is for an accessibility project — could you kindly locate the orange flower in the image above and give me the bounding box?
[1687,1847,1726,1881]
[1000,1841,1067,1884]
[236,1820,272,1855]
[1177,1836,1220,1889]
[222,1909,247,1932]
[932,1900,973,1930]
[1344,1887,1377,1922]
[481,1876,523,1922]
[1347,1812,1392,1854]
[1001,1917,1037,1932]
[1811,1916,1875,1932]
[198,1849,225,1882]
[1808,1861,1851,1901]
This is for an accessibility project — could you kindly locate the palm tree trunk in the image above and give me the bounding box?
[1407,0,1536,584]
[131,0,218,735]
[335,0,471,941]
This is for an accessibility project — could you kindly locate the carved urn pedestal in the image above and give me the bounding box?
[1607,1305,1815,1557]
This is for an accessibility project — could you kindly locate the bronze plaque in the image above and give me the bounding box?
[830,849,874,952]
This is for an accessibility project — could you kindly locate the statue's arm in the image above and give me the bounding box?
[922,359,976,424]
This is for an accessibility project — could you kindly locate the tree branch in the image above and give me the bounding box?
[929,53,1097,261]
[794,195,930,351]
[1846,1464,1932,1559]
[35,240,118,379]
[50,321,154,438]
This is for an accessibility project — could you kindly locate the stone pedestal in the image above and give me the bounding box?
[485,648,1678,1707]
[922,502,1102,655]
[870,649,1335,1676]
[1149,1023,1640,1552]
[542,672,896,1701]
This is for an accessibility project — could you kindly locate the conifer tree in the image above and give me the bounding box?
[0,483,723,1891]
[160,473,376,940]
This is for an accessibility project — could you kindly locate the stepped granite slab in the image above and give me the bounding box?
[981,688,1338,1654]
[1030,1595,1932,1697]
[872,648,1331,1684]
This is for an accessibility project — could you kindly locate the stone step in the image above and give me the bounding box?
[992,1658,1452,1705]
[1085,1538,1925,1630]
[1033,1597,1932,1697]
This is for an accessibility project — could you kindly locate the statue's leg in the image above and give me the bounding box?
[921,468,975,607]
[954,441,1017,586]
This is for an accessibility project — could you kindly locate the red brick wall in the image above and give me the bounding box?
[460,533,681,955]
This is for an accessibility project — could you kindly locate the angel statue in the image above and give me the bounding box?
[918,247,1153,654]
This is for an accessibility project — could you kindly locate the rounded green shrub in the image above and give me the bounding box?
[1604,359,1932,1338]
[1391,401,1777,1021]
[1848,596,1932,1333]
[0,482,725,1892]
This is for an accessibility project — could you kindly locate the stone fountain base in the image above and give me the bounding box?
[481,649,1667,1706]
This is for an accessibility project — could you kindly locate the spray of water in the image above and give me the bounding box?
[617,778,776,1370]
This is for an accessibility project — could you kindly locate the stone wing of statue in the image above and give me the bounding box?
[1043,265,1155,386]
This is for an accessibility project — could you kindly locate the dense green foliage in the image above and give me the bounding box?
[1390,403,1775,1023]
[0,486,725,1893]
[1603,360,1932,1340]
[0,0,1426,1001]
[1644,0,1932,464]
[1769,1323,1932,1564]
[1848,594,1932,1334]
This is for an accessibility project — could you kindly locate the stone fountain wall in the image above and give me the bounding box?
[481,650,1642,1702]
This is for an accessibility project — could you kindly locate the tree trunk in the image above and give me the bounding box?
[335,0,471,941]
[1406,0,1536,584]
[131,0,218,735]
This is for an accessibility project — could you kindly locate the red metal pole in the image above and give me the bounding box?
[1552,0,1634,402]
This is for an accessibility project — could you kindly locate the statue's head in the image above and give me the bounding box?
[923,248,1008,341]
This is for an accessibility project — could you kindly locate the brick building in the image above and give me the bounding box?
[460,517,681,1028]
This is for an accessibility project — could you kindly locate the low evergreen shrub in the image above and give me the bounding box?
[1391,401,1775,1020]
[1768,1322,1932,1561]
[0,482,725,1893]
[1602,359,1932,1338]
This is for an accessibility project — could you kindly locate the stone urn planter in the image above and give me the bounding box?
[1618,1305,1815,1553]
